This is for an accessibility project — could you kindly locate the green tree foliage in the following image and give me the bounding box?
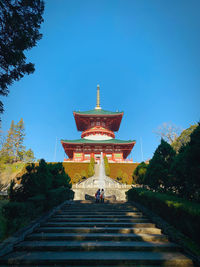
[48,162,71,189]
[132,161,148,184]
[171,124,198,153]
[0,0,44,115]
[144,139,176,190]
[0,120,15,163]
[171,123,200,200]
[23,148,35,163]
[9,159,72,202]
[104,156,110,176]
[14,118,25,161]
[88,157,95,177]
[0,119,34,164]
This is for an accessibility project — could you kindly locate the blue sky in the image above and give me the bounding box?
[1,0,200,162]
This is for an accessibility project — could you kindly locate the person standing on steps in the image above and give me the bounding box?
[100,189,105,203]
[95,189,101,203]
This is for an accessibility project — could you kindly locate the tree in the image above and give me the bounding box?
[14,118,25,161]
[104,156,110,176]
[23,148,35,163]
[171,124,198,153]
[0,0,44,115]
[0,118,34,164]
[9,159,72,202]
[0,120,15,162]
[88,157,95,177]
[144,139,176,190]
[132,162,148,184]
[155,122,182,144]
[171,123,200,200]
[48,163,71,189]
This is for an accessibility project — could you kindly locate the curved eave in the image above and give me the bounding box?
[61,139,136,145]
[61,139,136,159]
[73,111,124,117]
[73,112,124,132]
[73,109,124,115]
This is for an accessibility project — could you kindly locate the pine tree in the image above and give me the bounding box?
[14,118,25,161]
[144,139,176,190]
[133,162,148,184]
[1,120,15,162]
[0,118,34,164]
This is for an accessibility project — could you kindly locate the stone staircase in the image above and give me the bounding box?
[0,201,194,266]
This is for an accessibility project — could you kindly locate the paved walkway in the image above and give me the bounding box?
[0,201,194,266]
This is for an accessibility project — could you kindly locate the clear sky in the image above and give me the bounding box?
[1,0,200,162]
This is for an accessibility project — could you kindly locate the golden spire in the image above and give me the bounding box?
[95,84,101,110]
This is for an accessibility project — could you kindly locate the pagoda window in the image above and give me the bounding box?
[96,122,100,126]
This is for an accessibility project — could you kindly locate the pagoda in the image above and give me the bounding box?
[61,85,136,162]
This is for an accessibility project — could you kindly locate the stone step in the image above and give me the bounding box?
[26,232,168,242]
[56,209,139,215]
[53,214,144,218]
[49,217,148,222]
[42,222,155,227]
[0,251,193,266]
[15,240,181,252]
[36,226,162,235]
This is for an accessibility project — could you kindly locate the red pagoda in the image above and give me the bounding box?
[61,85,136,162]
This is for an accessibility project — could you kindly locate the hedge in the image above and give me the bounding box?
[2,187,74,237]
[109,163,139,184]
[2,201,36,235]
[126,187,200,245]
[17,162,90,185]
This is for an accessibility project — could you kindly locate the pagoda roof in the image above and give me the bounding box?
[73,109,123,116]
[73,109,123,131]
[61,138,135,144]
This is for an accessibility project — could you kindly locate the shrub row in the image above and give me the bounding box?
[3,187,74,236]
[2,159,74,238]
[126,187,200,245]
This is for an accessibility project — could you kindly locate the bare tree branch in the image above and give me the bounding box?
[154,122,182,144]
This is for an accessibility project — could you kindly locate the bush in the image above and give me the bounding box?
[48,163,71,189]
[2,201,36,235]
[144,139,176,190]
[28,194,46,211]
[126,188,200,245]
[132,162,148,184]
[46,187,74,210]
[3,159,74,237]
[9,159,73,202]
[171,123,200,201]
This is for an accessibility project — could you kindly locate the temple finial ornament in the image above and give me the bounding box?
[95,84,101,110]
